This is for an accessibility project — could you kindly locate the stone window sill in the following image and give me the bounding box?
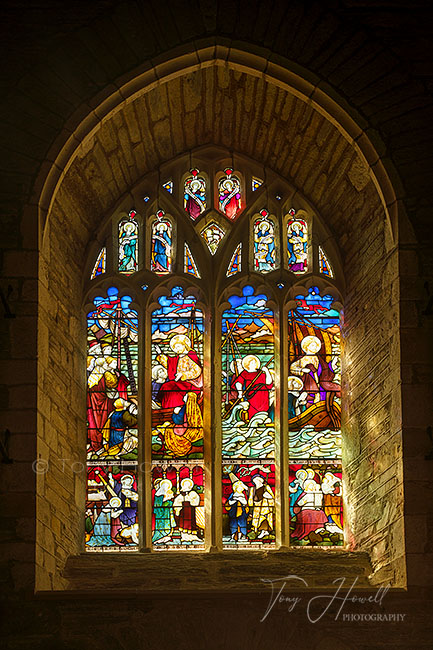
[59,549,372,595]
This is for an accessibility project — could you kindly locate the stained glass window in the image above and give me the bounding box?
[184,243,200,277]
[184,169,206,219]
[118,212,138,275]
[319,246,334,277]
[227,243,242,277]
[151,287,205,549]
[252,177,263,192]
[200,221,225,255]
[162,180,173,194]
[287,212,308,274]
[218,168,242,219]
[288,287,343,546]
[221,286,275,547]
[253,210,277,273]
[91,247,106,279]
[87,156,342,553]
[86,287,139,551]
[151,211,172,275]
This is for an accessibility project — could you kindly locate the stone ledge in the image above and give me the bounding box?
[61,550,372,594]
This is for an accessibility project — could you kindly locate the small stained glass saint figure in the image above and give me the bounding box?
[248,468,275,539]
[254,210,276,273]
[218,168,242,219]
[118,213,138,274]
[173,477,204,542]
[152,478,176,545]
[287,214,308,274]
[184,169,206,219]
[151,212,172,274]
[226,477,249,542]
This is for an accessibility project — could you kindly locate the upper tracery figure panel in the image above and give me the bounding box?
[86,147,342,294]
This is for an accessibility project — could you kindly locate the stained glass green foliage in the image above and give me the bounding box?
[222,462,275,548]
[151,287,204,460]
[289,464,343,546]
[221,286,275,459]
[152,463,205,549]
[86,465,139,551]
[118,214,138,275]
[86,287,138,463]
[253,212,276,273]
[91,247,106,279]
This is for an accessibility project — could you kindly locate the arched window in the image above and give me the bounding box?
[85,149,343,552]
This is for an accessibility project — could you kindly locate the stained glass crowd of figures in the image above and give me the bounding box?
[86,169,342,550]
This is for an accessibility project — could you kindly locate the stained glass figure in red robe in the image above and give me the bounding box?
[218,168,242,219]
[184,169,206,220]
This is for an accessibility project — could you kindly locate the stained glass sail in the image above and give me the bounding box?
[218,168,242,219]
[221,286,275,547]
[152,464,205,550]
[151,287,205,549]
[151,211,172,275]
[151,286,204,461]
[288,287,343,547]
[253,210,276,273]
[200,221,225,255]
[184,243,200,278]
[319,246,334,277]
[252,177,263,192]
[162,180,173,194]
[287,213,308,274]
[86,287,139,551]
[91,247,106,279]
[118,212,138,275]
[226,243,242,277]
[184,169,206,219]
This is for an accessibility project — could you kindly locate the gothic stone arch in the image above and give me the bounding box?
[35,51,404,592]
